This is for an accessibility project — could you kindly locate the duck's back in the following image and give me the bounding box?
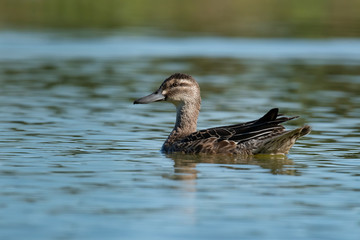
[162,108,311,155]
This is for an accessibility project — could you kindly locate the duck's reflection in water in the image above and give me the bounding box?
[164,153,299,180]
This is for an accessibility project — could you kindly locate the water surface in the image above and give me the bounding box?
[0,32,360,240]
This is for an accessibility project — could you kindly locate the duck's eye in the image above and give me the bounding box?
[171,83,179,88]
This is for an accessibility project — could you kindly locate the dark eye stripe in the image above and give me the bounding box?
[178,82,191,87]
[170,82,189,88]
[180,83,190,87]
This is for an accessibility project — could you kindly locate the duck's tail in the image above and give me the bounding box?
[253,125,311,155]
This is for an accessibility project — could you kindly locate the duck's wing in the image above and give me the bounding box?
[181,108,298,144]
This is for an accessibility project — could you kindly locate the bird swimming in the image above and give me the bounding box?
[134,73,311,155]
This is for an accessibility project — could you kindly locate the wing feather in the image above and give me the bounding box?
[180,108,297,144]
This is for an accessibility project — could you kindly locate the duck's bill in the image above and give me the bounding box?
[133,92,165,104]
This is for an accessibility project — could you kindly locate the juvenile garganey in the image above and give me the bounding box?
[134,73,311,155]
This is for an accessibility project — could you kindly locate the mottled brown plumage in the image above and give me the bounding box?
[134,73,311,155]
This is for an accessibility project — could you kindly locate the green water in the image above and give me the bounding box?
[0,31,359,239]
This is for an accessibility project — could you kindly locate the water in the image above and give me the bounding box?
[1,31,360,240]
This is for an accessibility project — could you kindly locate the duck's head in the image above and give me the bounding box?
[134,73,201,106]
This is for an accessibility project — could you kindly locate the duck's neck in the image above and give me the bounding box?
[168,101,200,141]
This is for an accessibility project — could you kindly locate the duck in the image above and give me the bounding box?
[134,73,311,155]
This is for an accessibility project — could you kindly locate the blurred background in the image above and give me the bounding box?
[1,1,360,240]
[1,0,360,37]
